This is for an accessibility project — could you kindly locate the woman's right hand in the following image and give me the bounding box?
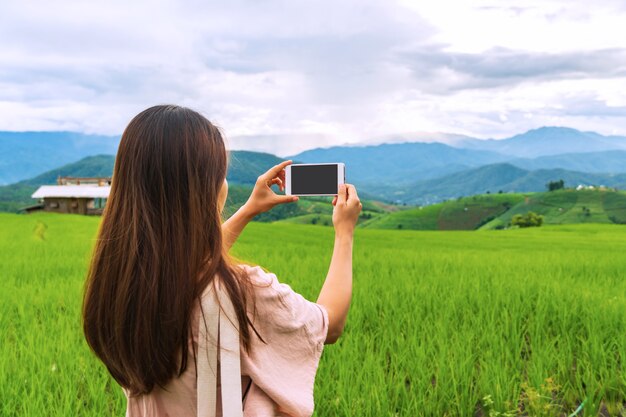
[243,160,298,217]
[331,184,362,236]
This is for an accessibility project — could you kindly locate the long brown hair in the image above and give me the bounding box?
[82,105,254,396]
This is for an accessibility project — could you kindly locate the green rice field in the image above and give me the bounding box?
[1,212,626,416]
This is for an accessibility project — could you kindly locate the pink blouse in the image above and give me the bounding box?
[124,265,329,417]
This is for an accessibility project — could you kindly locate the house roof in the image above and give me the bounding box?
[32,185,111,199]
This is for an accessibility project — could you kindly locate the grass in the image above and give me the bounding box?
[2,212,626,416]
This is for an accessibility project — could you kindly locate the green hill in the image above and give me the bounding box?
[227,151,284,184]
[363,189,626,231]
[481,189,626,229]
[362,194,525,230]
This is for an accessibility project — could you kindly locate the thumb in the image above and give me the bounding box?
[337,184,347,205]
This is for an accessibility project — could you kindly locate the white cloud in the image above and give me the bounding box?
[0,0,625,153]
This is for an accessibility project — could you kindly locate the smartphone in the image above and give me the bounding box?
[285,163,345,196]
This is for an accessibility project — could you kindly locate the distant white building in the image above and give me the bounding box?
[576,184,596,191]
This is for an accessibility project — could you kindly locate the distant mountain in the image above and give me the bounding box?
[360,131,475,146]
[5,126,626,188]
[287,127,626,204]
[17,154,116,186]
[509,150,626,173]
[0,131,120,185]
[0,151,286,213]
[456,127,626,158]
[289,142,509,186]
[369,163,626,205]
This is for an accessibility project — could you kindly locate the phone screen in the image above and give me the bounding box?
[291,164,338,195]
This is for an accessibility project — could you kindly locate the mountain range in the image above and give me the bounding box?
[3,126,626,208]
[452,127,626,157]
[288,127,626,186]
[287,127,626,203]
[289,142,509,186]
[0,131,119,185]
[367,163,626,205]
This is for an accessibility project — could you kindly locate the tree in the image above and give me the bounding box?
[511,212,544,228]
[547,179,565,191]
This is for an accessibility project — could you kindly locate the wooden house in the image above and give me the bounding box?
[29,176,111,215]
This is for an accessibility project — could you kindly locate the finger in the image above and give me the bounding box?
[274,194,299,204]
[337,183,347,205]
[346,184,359,198]
[346,184,360,204]
[269,178,284,190]
[261,160,292,181]
[332,196,338,206]
[277,170,286,190]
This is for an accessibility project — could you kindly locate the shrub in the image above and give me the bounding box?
[511,212,544,228]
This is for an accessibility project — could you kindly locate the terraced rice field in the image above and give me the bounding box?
[1,212,626,416]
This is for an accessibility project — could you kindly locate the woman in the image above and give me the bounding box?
[82,105,361,416]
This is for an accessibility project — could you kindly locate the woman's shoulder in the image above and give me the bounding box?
[239,264,293,310]
[240,264,275,286]
[239,264,294,301]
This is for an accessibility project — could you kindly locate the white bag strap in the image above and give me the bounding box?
[217,281,244,417]
[197,280,244,417]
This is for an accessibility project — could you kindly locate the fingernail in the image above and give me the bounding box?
[293,196,299,201]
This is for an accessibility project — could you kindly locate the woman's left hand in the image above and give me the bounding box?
[243,160,299,216]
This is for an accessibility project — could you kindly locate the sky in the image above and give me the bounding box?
[1,0,626,155]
